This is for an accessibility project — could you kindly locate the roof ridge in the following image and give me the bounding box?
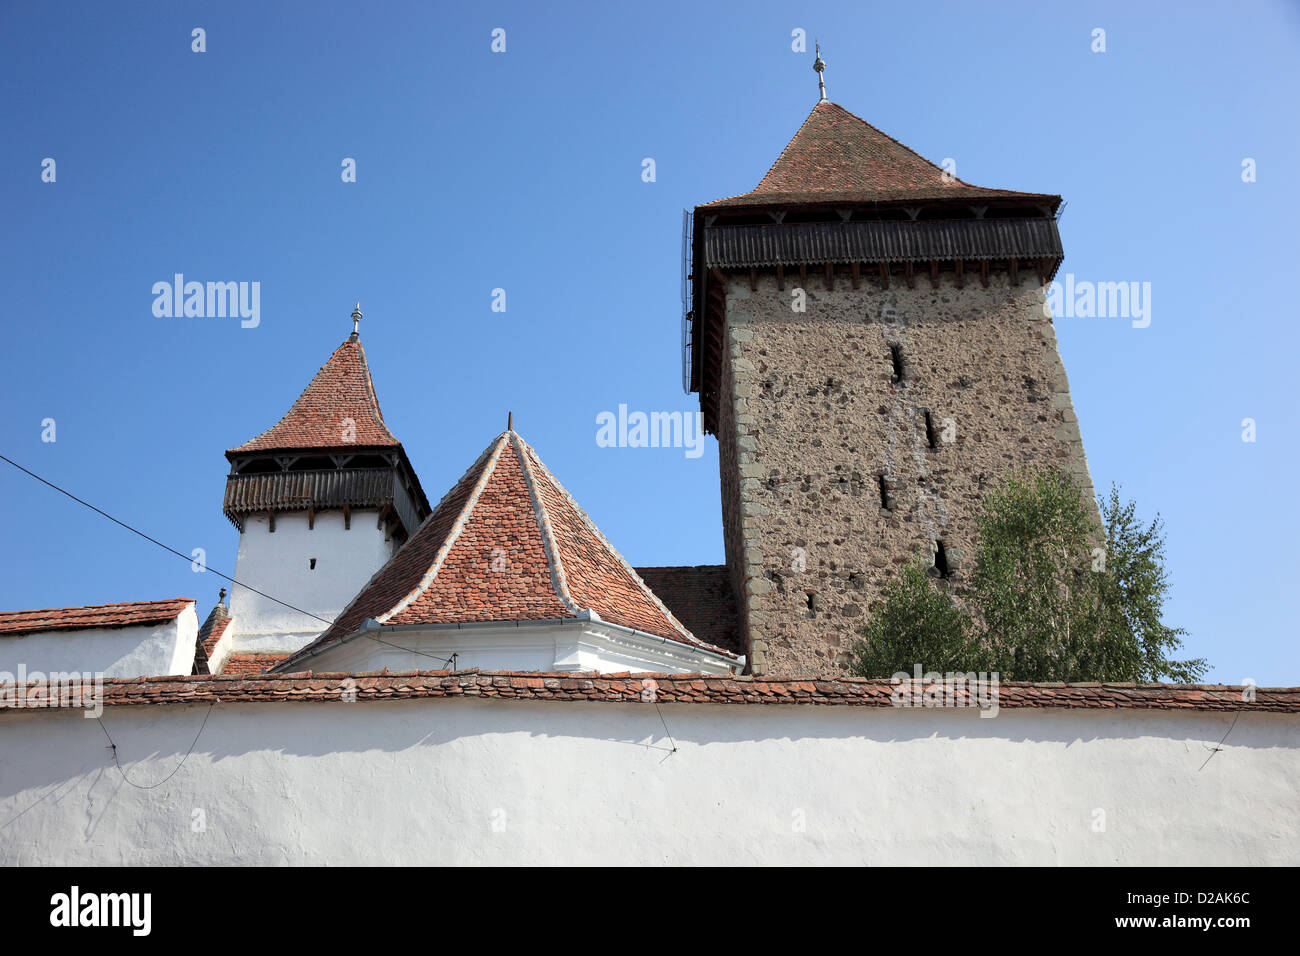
[284,433,510,662]
[748,99,823,194]
[355,339,388,428]
[512,434,699,646]
[376,433,511,625]
[510,432,581,615]
[0,596,193,616]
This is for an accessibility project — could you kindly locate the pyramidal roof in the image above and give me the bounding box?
[705,101,1058,208]
[277,430,736,668]
[228,336,401,455]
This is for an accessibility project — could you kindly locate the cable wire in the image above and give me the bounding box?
[0,453,333,626]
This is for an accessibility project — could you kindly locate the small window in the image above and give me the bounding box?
[933,540,950,579]
[889,345,904,383]
[924,410,938,449]
[309,558,317,570]
[878,474,892,511]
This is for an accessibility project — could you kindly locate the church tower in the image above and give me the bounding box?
[684,63,1097,676]
[219,306,431,663]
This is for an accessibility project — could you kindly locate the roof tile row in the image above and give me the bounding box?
[2,669,1293,713]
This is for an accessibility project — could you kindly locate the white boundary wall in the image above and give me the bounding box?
[0,699,1295,865]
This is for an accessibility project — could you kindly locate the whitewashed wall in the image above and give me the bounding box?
[0,607,198,679]
[304,620,740,675]
[1,699,1294,865]
[229,510,395,653]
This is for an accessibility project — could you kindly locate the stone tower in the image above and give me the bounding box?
[220,312,430,661]
[684,99,1097,676]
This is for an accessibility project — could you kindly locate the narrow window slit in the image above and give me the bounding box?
[933,540,950,579]
[924,410,938,449]
[889,345,904,383]
[309,558,317,570]
[878,474,891,511]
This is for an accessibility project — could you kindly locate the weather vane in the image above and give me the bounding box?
[814,42,827,102]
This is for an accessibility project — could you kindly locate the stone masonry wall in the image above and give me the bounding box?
[719,271,1098,677]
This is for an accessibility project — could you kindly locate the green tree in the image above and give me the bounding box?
[1090,486,1205,683]
[848,559,983,678]
[849,468,1206,683]
[970,467,1098,681]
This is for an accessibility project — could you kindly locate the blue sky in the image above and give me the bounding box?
[2,1,1297,683]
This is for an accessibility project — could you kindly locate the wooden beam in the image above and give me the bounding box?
[955,260,964,289]
[929,260,939,289]
[824,263,834,290]
[851,262,860,290]
[904,261,914,290]
[343,505,351,531]
[799,263,807,285]
[879,262,889,290]
[307,507,314,531]
[267,510,276,534]
[980,259,989,288]
[1009,257,1019,285]
[749,268,757,292]
[776,264,785,291]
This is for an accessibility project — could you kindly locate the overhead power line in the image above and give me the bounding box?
[0,452,332,626]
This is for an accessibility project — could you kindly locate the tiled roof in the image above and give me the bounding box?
[3,669,1295,713]
[220,653,290,676]
[279,430,736,670]
[228,337,401,454]
[704,101,1059,209]
[197,602,232,657]
[191,599,233,675]
[635,566,742,655]
[0,598,194,637]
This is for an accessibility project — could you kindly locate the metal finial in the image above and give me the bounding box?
[218,587,227,604]
[813,42,827,102]
[507,411,513,431]
[350,302,363,339]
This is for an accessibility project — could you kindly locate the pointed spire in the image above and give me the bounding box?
[350,302,363,341]
[227,336,401,453]
[813,42,827,102]
[702,100,1060,208]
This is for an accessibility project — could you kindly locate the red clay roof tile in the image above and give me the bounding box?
[279,431,735,670]
[0,598,194,637]
[704,101,1059,209]
[221,653,290,676]
[228,338,400,454]
[2,670,1293,713]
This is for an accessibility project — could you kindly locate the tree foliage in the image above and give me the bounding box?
[849,560,980,678]
[849,469,1206,683]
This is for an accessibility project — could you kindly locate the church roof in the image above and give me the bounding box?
[0,598,194,637]
[278,430,737,669]
[703,101,1059,209]
[227,337,401,456]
